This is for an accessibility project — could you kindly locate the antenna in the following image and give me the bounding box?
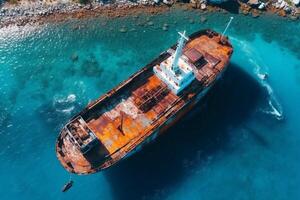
[221,17,234,40]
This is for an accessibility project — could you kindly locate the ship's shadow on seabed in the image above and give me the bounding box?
[104,64,265,200]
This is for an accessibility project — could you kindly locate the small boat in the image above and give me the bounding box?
[61,180,73,192]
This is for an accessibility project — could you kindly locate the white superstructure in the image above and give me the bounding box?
[153,31,195,94]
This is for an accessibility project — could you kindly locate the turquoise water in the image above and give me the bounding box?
[0,9,300,200]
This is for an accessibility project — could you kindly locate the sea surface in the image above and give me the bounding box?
[0,9,300,200]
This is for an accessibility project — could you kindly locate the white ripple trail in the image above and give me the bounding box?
[232,37,283,120]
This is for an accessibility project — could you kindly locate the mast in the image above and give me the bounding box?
[171,31,189,74]
[221,17,234,40]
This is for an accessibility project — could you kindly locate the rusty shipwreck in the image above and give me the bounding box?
[56,29,233,174]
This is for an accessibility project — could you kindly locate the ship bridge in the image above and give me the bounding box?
[154,31,195,94]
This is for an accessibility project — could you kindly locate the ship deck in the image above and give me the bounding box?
[85,34,232,155]
[56,30,233,174]
[87,75,178,154]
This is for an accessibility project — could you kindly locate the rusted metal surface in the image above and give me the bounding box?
[56,29,233,174]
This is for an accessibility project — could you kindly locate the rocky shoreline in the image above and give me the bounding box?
[0,2,171,28]
[0,0,299,28]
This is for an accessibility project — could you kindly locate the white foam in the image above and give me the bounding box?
[57,106,75,114]
[232,37,283,120]
[53,94,77,115]
[55,94,76,104]
[67,94,76,103]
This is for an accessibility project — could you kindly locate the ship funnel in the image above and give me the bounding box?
[221,17,234,40]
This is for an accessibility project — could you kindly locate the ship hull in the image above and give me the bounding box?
[56,29,233,174]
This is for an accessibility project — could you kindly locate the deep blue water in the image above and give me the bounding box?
[0,9,300,200]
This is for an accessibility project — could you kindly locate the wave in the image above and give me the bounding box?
[252,61,284,120]
[250,55,284,120]
[260,82,284,120]
[58,106,75,114]
[56,94,76,104]
[253,61,284,120]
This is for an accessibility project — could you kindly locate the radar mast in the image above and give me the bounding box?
[171,31,189,74]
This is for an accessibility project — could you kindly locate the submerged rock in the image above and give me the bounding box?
[81,58,103,77]
[200,16,207,23]
[290,15,298,20]
[189,18,195,24]
[162,23,168,31]
[100,22,107,26]
[147,21,154,26]
[71,53,79,62]
[162,26,168,31]
[119,27,127,33]
[130,28,136,32]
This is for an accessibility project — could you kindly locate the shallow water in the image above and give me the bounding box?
[0,9,300,200]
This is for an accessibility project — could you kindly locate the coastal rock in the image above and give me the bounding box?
[240,3,252,15]
[190,0,206,9]
[279,1,287,9]
[0,0,297,29]
[252,9,260,17]
[200,3,207,10]
[163,0,173,5]
[278,9,287,17]
[190,0,197,8]
[208,0,229,4]
[284,6,292,14]
[292,0,299,5]
[258,3,266,10]
[247,0,259,7]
